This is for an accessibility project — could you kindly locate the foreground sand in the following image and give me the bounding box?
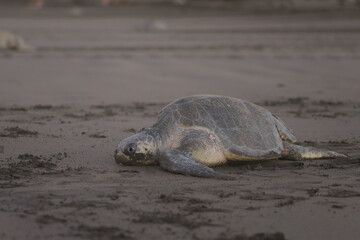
[0,7,360,240]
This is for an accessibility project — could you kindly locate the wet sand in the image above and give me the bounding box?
[1,7,360,240]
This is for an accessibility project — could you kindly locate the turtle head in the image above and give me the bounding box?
[115,129,158,166]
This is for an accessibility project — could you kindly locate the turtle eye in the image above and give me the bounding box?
[124,143,137,156]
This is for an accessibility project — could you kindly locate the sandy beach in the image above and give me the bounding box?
[1,6,360,240]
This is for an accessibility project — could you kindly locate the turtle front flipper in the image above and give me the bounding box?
[281,142,347,160]
[159,149,234,180]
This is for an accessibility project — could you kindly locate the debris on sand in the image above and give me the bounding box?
[136,20,168,32]
[260,97,354,119]
[332,205,346,209]
[0,31,31,51]
[247,232,286,240]
[33,105,53,110]
[76,225,133,240]
[0,127,38,138]
[327,189,360,198]
[89,133,107,138]
[125,128,137,133]
[36,214,67,225]
[261,97,308,107]
[0,182,24,189]
[261,97,344,107]
[275,197,306,207]
[0,154,57,180]
[219,191,237,198]
[16,154,57,170]
[117,169,139,174]
[215,232,286,240]
[134,211,218,230]
[307,188,319,197]
[18,153,42,161]
[8,107,27,111]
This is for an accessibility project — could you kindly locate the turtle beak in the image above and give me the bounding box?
[114,149,132,165]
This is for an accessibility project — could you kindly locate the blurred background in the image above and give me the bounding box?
[0,0,359,106]
[2,0,360,9]
[1,0,360,17]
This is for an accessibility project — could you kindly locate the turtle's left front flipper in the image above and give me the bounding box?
[281,142,347,160]
[159,149,234,180]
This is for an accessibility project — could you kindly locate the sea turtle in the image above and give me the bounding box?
[115,95,346,179]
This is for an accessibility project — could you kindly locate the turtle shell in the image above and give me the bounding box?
[154,95,295,154]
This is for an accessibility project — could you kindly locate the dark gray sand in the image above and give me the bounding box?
[1,7,360,240]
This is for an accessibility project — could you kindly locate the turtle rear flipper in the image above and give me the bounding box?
[272,114,296,142]
[159,149,234,180]
[281,142,347,160]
